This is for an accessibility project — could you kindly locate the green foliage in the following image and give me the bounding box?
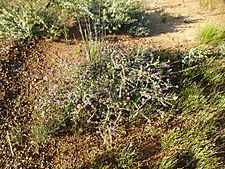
[77,0,148,34]
[127,20,151,37]
[199,23,225,46]
[116,143,139,168]
[160,109,223,168]
[161,12,168,23]
[0,0,150,39]
[181,48,211,66]
[0,0,64,40]
[159,47,225,169]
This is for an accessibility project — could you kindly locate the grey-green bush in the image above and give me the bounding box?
[0,0,64,40]
[77,0,146,34]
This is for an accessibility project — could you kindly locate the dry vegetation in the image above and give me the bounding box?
[0,0,225,168]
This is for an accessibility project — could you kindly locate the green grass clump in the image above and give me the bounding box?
[199,0,216,9]
[199,23,225,46]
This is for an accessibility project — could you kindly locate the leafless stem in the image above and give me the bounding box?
[6,131,14,157]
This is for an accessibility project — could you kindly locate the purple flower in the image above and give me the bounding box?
[161,102,168,107]
[56,100,60,105]
[83,71,87,75]
[111,131,116,137]
[156,85,160,89]
[159,88,163,94]
[77,104,81,109]
[80,76,85,80]
[86,120,91,124]
[141,98,145,105]
[50,68,55,73]
[162,63,170,68]
[112,121,117,126]
[53,84,58,89]
[34,106,40,110]
[104,88,109,92]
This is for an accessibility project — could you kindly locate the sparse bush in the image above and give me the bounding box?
[68,47,177,132]
[34,46,177,137]
[0,0,64,40]
[181,48,211,66]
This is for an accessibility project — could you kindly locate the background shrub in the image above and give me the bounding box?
[77,0,148,34]
[0,0,64,40]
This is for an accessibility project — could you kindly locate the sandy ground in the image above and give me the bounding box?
[136,0,225,49]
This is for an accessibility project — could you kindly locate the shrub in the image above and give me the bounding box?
[199,23,225,46]
[69,47,178,132]
[77,0,147,34]
[34,47,178,137]
[0,0,64,40]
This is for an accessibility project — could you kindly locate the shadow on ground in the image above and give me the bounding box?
[66,9,200,41]
[145,9,200,36]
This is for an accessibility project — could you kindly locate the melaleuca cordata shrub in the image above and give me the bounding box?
[77,0,147,34]
[0,0,64,40]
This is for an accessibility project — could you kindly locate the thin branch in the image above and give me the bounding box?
[6,131,14,157]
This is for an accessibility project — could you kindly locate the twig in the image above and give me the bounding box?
[6,131,14,157]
